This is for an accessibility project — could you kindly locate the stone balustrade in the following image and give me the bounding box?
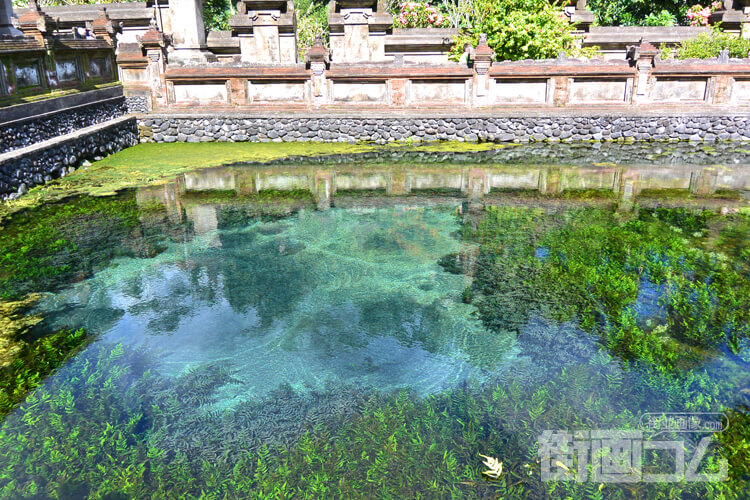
[129,35,750,111]
[3,0,750,112]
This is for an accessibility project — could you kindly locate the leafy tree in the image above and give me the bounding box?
[296,0,329,58]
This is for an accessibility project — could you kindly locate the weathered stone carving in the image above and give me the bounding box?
[306,34,329,104]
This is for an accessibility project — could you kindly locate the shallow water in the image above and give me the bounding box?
[1,146,750,498]
[34,207,517,405]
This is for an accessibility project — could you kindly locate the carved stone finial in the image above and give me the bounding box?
[149,17,158,30]
[473,32,494,62]
[306,33,329,65]
[28,0,39,12]
[718,48,730,63]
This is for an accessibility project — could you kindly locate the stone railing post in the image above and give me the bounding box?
[0,0,22,36]
[306,35,329,106]
[139,19,168,106]
[713,49,733,104]
[631,39,658,105]
[168,0,215,63]
[472,34,493,107]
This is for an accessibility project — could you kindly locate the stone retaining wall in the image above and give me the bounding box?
[138,115,750,144]
[125,95,150,114]
[1,98,129,155]
[0,117,138,200]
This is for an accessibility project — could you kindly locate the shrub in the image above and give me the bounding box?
[203,0,233,31]
[449,0,592,61]
[686,1,722,26]
[642,9,678,26]
[662,29,750,59]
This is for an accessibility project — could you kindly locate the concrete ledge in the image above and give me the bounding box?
[0,86,125,126]
[0,115,135,165]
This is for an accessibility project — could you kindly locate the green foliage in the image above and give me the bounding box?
[663,29,750,59]
[450,0,592,61]
[203,0,234,32]
[586,0,691,26]
[642,9,678,26]
[296,0,329,59]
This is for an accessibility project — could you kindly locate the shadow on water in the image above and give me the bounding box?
[0,150,750,497]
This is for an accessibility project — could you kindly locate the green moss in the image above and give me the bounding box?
[0,82,121,109]
[0,142,502,223]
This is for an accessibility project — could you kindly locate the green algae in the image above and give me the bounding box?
[0,336,743,499]
[0,141,503,223]
[457,205,750,371]
[0,296,42,368]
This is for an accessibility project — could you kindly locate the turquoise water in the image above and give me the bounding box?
[33,207,516,405]
[1,149,750,498]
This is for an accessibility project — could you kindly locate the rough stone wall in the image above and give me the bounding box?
[138,115,750,144]
[125,95,150,114]
[0,119,139,200]
[0,100,129,155]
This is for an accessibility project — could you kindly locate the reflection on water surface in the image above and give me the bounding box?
[1,148,750,498]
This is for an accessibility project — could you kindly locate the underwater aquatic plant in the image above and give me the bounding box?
[479,453,503,479]
[0,173,748,498]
